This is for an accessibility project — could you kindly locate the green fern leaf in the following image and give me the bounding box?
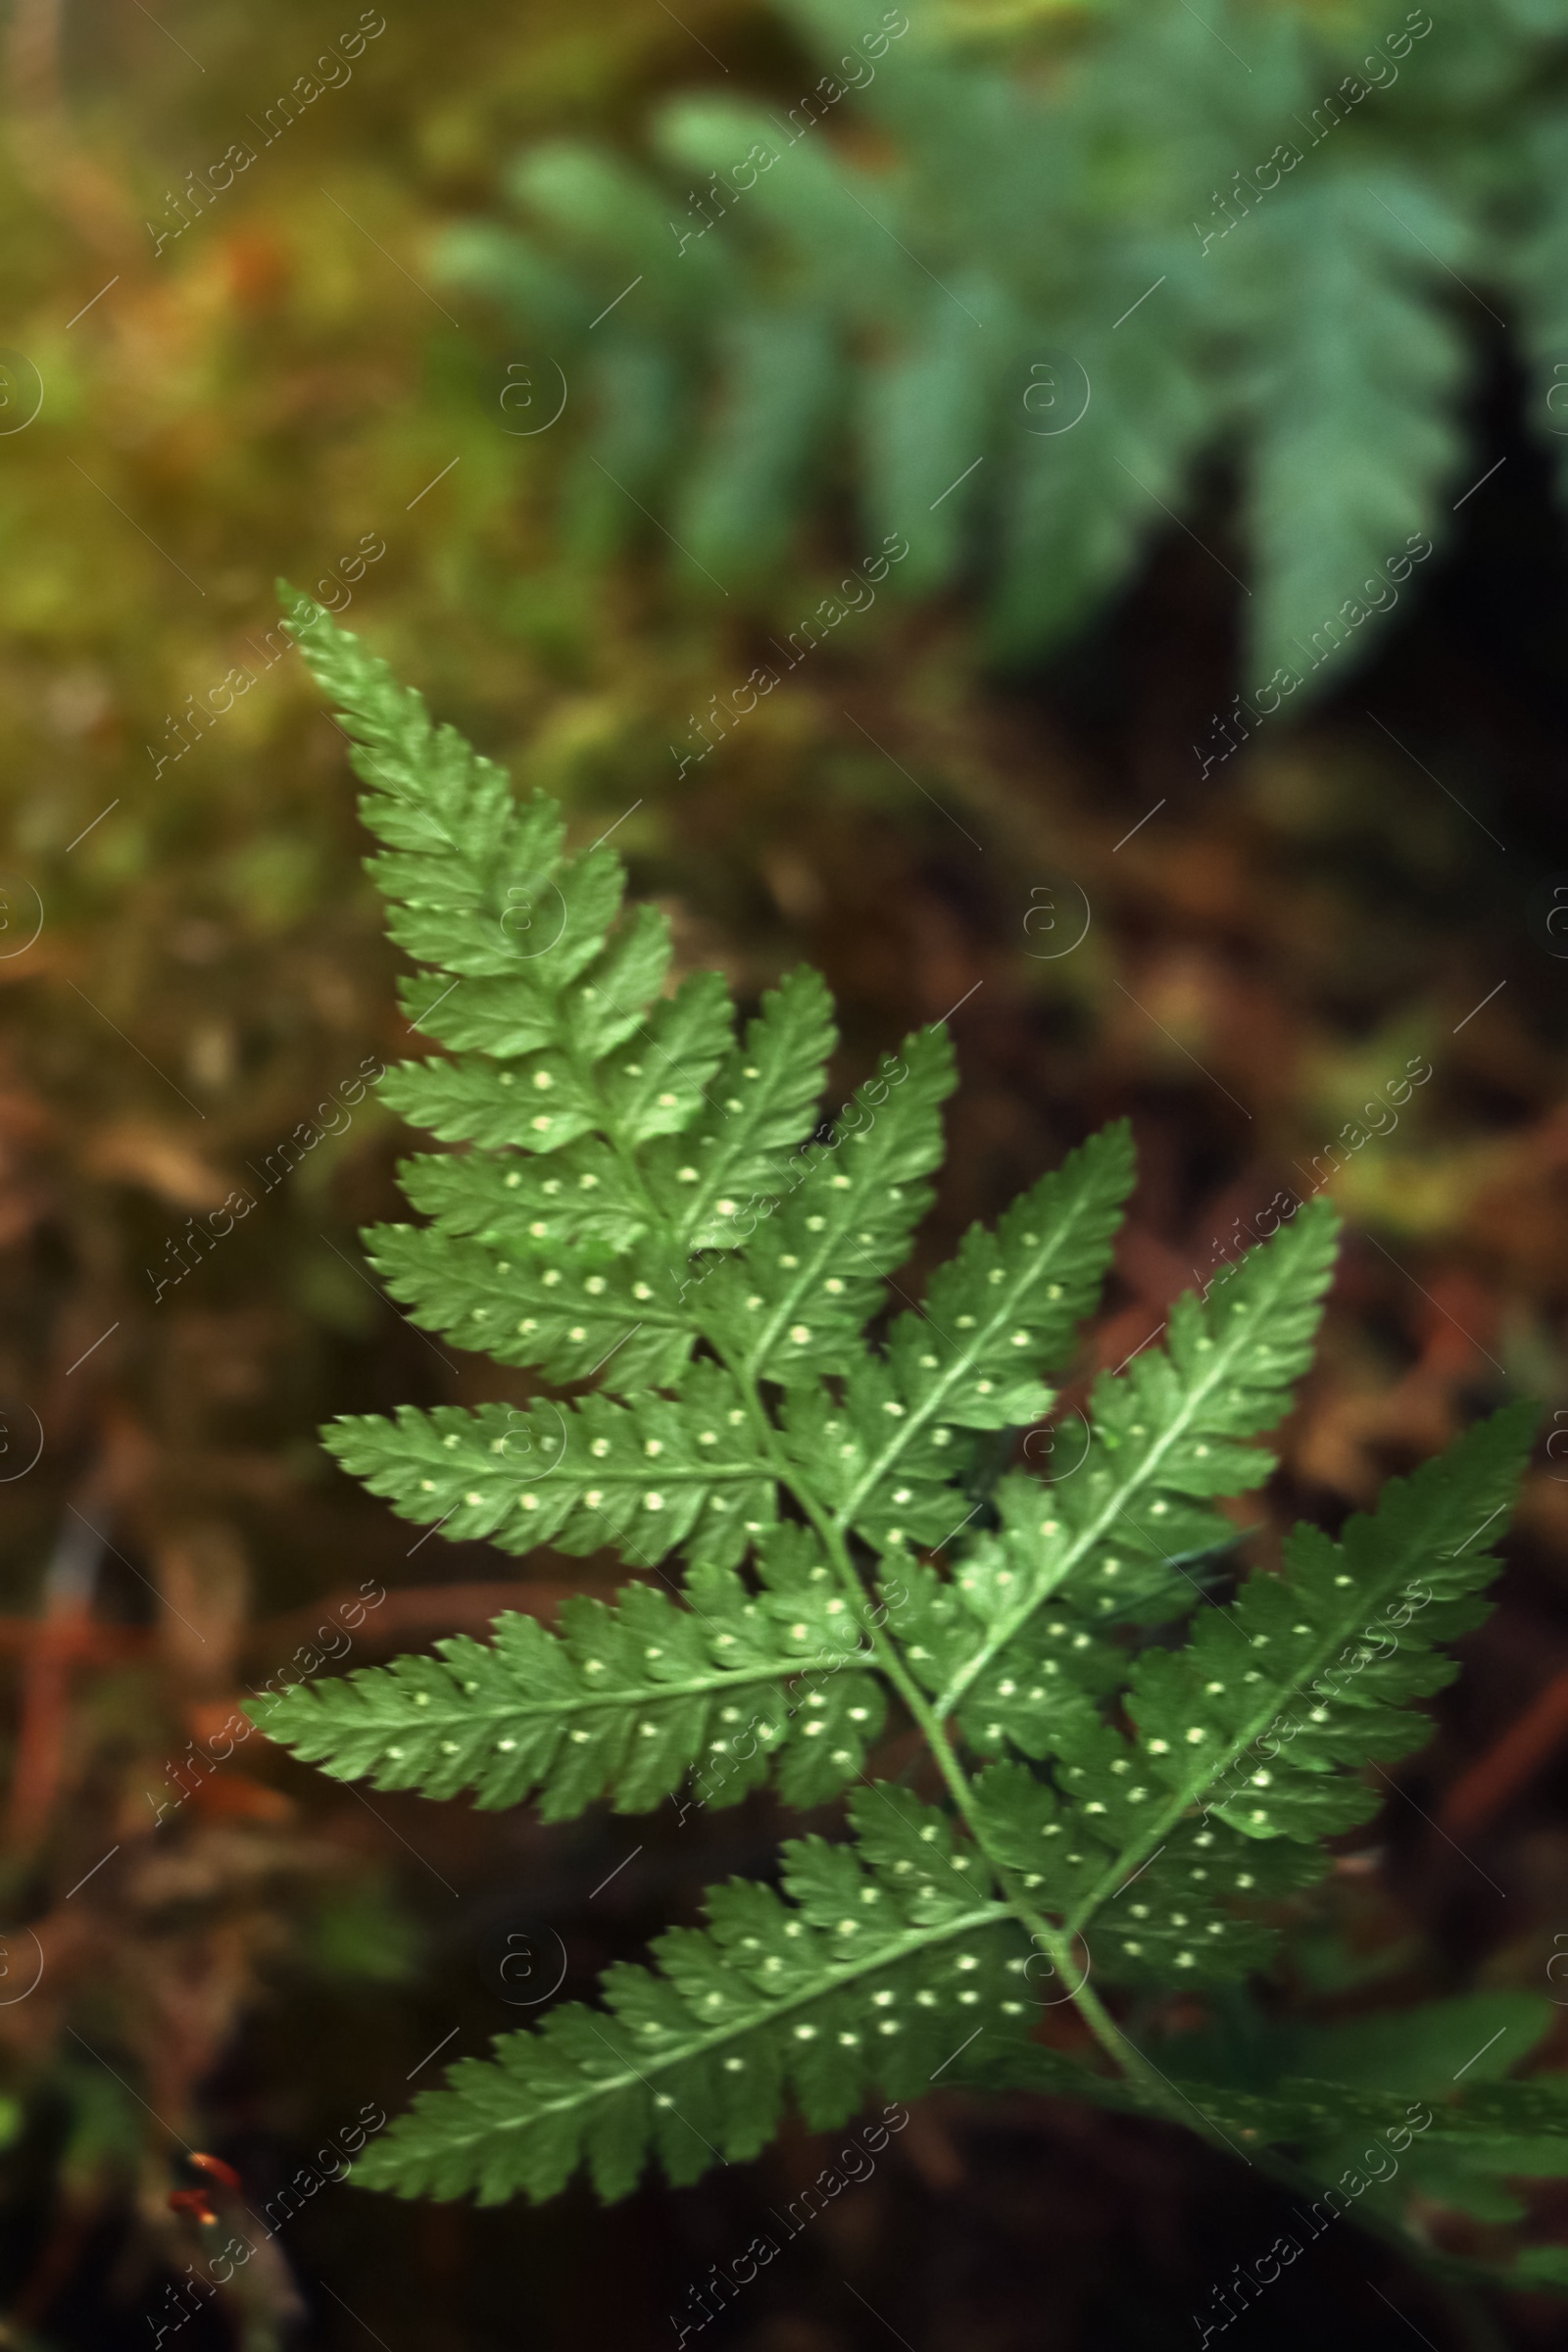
[261,602,1547,2274]
[961,1405,1535,1992]
[435,0,1554,677]
[348,1788,1030,2204]
[925,1199,1340,1723]
[323,1371,780,1571]
[1241,172,1468,693]
[694,1025,956,1384]
[258,1534,889,1821]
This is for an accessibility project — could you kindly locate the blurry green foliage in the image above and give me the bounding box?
[445,0,1568,683]
[298,1878,425,1985]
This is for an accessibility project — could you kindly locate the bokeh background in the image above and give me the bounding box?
[7,0,1568,2344]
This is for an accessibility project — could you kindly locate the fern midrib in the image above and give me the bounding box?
[672,1002,833,1253]
[745,1406,1196,2132]
[395,1904,1012,2147]
[1061,1514,1461,1937]
[305,1649,879,1741]
[707,1331,1118,2097]
[736,1142,906,1380]
[353,711,479,867]
[830,1177,1118,1532]
[453,1452,771,1493]
[374,1249,690,1339]
[554,1019,743,1305]
[933,1248,1309,1717]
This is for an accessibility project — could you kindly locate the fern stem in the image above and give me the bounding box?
[882,1665,1200,2129]
[706,1335,1206,2132]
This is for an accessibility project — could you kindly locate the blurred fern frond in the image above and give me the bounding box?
[443,0,1568,686]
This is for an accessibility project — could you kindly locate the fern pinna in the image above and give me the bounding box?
[257,591,1561,2279]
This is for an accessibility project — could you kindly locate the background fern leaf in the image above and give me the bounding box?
[1241,172,1468,689]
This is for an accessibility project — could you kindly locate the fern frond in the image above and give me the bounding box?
[350,1788,1030,2204]
[264,601,1547,2272]
[693,1025,956,1384]
[1241,172,1468,690]
[922,1199,1341,1720]
[436,0,1547,669]
[966,1404,1535,1989]
[258,1528,889,1819]
[322,1370,778,1572]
